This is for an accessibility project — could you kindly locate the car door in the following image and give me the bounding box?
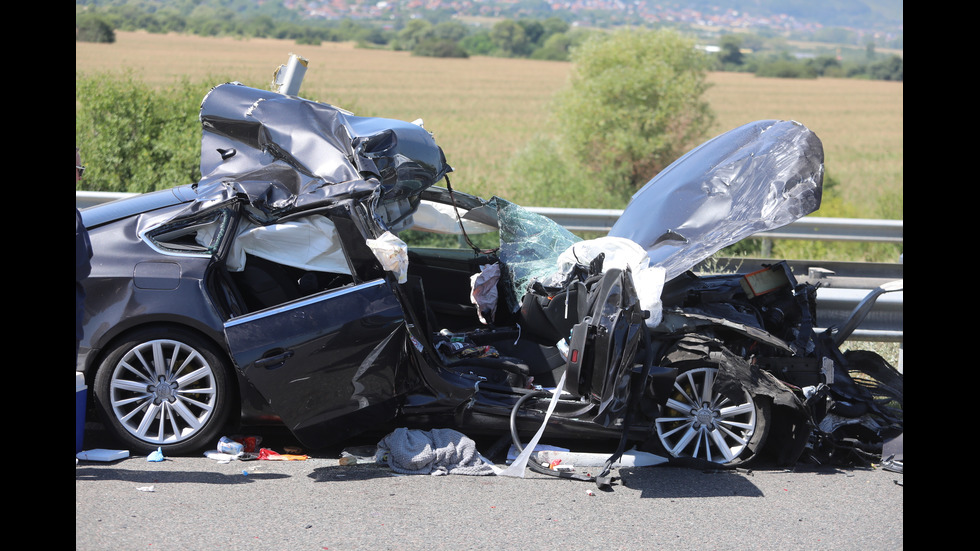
[224,276,409,450]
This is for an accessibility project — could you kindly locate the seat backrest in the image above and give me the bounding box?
[562,268,645,426]
[234,255,302,311]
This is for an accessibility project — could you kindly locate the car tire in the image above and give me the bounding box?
[655,358,771,467]
[93,326,234,456]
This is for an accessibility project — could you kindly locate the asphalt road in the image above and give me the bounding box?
[76,422,903,551]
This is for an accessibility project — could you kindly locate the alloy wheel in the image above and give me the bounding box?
[655,367,762,465]
[101,336,224,451]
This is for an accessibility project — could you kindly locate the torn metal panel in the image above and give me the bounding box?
[609,119,824,281]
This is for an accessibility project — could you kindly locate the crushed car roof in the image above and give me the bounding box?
[193,82,453,223]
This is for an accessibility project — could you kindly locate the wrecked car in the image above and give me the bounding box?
[78,80,903,470]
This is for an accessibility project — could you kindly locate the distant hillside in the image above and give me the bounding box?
[77,0,903,35]
[286,0,904,33]
[667,0,903,30]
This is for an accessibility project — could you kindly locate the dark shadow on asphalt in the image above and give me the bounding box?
[309,464,398,482]
[616,466,765,498]
[74,465,290,484]
[615,462,850,498]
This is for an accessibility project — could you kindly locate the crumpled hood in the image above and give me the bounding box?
[609,119,824,281]
[192,82,452,224]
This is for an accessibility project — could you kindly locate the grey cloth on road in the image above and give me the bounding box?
[376,428,496,476]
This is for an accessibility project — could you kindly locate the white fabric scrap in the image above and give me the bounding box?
[470,263,501,325]
[498,371,567,478]
[366,231,409,284]
[376,428,496,476]
[633,266,666,328]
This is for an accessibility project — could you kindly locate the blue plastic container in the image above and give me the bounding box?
[76,372,87,453]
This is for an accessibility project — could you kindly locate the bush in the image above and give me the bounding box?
[505,29,716,209]
[507,136,624,209]
[755,59,818,79]
[75,72,208,194]
[413,38,469,58]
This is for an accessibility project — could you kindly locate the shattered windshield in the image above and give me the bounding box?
[491,197,582,312]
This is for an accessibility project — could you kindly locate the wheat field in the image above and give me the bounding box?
[76,31,903,217]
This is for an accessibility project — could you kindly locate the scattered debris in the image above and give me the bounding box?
[204,451,241,463]
[76,449,129,462]
[217,436,244,456]
[257,448,308,461]
[338,452,358,466]
[339,445,378,466]
[376,428,496,476]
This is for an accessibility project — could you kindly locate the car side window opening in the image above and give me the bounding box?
[174,210,357,314]
[144,208,235,257]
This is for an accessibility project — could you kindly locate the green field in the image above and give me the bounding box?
[76,31,903,222]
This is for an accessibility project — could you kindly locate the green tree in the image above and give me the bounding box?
[76,14,116,43]
[717,34,744,67]
[460,30,495,56]
[553,29,715,197]
[154,9,187,33]
[806,55,842,77]
[531,32,572,61]
[433,20,470,43]
[518,19,545,46]
[491,20,530,57]
[539,17,570,39]
[396,19,434,51]
[868,55,903,81]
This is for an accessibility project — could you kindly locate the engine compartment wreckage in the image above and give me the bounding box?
[79,63,903,481]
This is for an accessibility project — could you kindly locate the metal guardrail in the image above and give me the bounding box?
[77,191,903,344]
[76,191,133,209]
[77,192,905,244]
[76,191,904,244]
[526,206,903,243]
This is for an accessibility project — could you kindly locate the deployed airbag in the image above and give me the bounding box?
[197,215,351,274]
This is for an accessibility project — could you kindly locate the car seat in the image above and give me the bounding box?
[233,254,303,311]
